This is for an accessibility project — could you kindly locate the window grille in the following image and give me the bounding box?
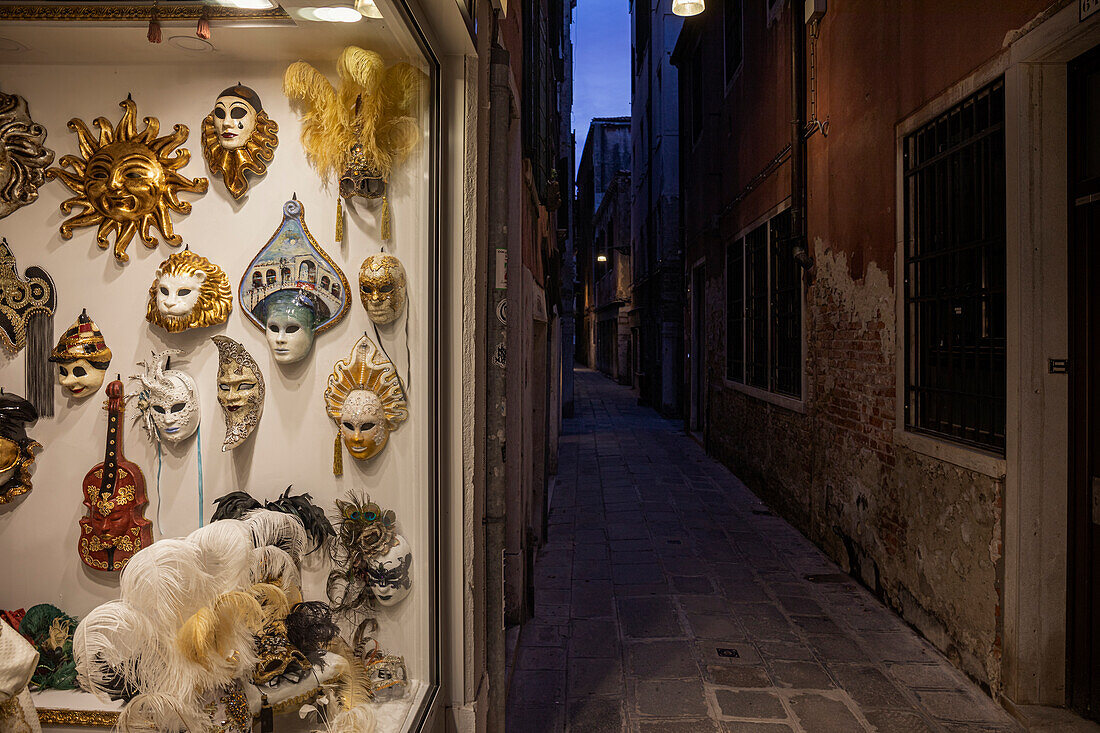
[770,210,800,397]
[745,223,769,388]
[725,0,743,82]
[903,78,1006,453]
[726,239,744,382]
[726,209,803,397]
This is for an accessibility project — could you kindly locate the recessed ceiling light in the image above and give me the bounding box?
[0,37,28,53]
[312,4,362,22]
[168,35,215,52]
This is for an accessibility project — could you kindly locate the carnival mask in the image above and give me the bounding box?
[133,351,200,444]
[201,84,278,200]
[359,254,406,325]
[0,392,41,504]
[364,650,407,702]
[284,49,423,241]
[241,198,350,356]
[146,250,232,333]
[49,309,112,398]
[365,534,411,606]
[212,336,264,451]
[47,97,208,263]
[263,290,317,364]
[0,90,54,219]
[324,335,408,473]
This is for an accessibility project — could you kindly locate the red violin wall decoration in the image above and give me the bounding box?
[78,378,153,571]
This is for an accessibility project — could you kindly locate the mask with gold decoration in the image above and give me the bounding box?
[324,334,407,474]
[146,250,232,333]
[49,309,112,399]
[0,392,41,505]
[284,48,423,242]
[358,253,406,325]
[47,96,208,263]
[201,84,278,200]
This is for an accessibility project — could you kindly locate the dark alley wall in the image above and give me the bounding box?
[675,0,1051,694]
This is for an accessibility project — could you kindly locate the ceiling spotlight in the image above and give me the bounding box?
[354,0,383,18]
[671,0,705,16]
[313,1,362,22]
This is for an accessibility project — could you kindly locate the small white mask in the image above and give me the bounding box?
[156,271,206,319]
[212,95,258,151]
[148,372,200,443]
[265,310,314,364]
[133,351,200,445]
[340,389,389,460]
[58,358,107,398]
[366,534,412,606]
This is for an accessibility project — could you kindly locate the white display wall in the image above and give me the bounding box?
[0,19,437,729]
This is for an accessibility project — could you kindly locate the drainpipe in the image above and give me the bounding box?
[485,40,512,733]
[790,0,813,270]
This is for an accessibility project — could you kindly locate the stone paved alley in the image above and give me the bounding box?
[505,368,1024,733]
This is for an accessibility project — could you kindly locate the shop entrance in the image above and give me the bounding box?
[1068,43,1100,721]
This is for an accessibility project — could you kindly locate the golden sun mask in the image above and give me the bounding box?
[48,97,208,263]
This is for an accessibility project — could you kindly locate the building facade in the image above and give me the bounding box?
[575,117,631,371]
[674,0,1100,722]
[590,169,633,382]
[629,0,684,416]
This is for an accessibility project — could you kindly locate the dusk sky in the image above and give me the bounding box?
[573,0,632,164]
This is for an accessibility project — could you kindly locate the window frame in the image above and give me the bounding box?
[724,201,806,412]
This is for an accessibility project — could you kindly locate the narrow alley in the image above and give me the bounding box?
[506,369,1023,733]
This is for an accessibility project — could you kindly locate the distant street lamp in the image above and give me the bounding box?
[596,254,608,262]
[672,0,705,17]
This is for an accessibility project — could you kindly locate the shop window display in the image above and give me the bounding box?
[0,4,439,731]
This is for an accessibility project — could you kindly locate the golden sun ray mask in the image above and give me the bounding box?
[47,96,208,263]
[324,334,407,475]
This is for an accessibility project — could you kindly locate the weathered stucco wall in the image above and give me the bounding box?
[703,244,1004,690]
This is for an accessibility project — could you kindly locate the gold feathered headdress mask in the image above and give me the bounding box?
[283,46,422,240]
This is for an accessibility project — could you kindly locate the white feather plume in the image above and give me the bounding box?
[249,545,302,591]
[120,538,218,635]
[72,600,150,701]
[187,520,254,590]
[243,509,307,563]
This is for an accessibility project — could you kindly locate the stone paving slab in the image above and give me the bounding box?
[506,369,1024,733]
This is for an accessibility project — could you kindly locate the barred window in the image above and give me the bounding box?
[724,0,743,82]
[903,79,1006,453]
[727,208,802,398]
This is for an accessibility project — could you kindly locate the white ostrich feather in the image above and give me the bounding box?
[243,509,307,563]
[72,600,150,701]
[186,520,254,591]
[316,705,377,733]
[249,545,302,591]
[120,539,218,635]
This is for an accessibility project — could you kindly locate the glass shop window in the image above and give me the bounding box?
[0,4,440,733]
